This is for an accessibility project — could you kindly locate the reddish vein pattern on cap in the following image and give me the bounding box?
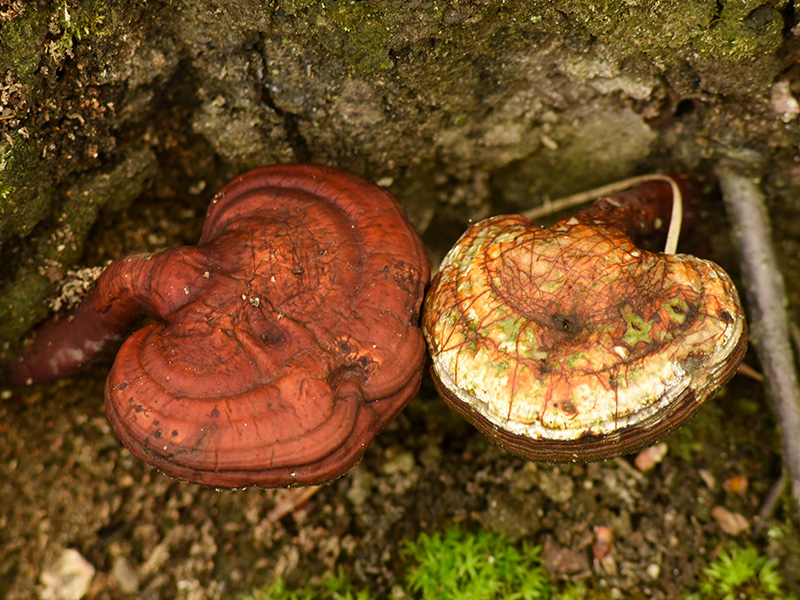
[6,164,430,487]
[423,180,746,462]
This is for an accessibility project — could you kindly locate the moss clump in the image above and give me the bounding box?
[242,567,374,600]
[695,3,784,62]
[552,0,785,66]
[402,525,552,600]
[0,146,156,361]
[555,0,712,59]
[0,134,53,239]
[0,8,49,81]
[0,273,52,353]
[240,524,553,600]
[312,2,392,73]
[50,0,111,58]
[685,543,797,600]
[275,0,317,16]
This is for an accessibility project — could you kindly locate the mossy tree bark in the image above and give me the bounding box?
[1,0,798,360]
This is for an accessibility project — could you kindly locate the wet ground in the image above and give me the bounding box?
[1,188,799,600]
[1,354,798,599]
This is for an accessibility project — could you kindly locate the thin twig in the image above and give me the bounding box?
[266,485,323,523]
[521,174,683,254]
[753,472,786,539]
[716,163,800,520]
[736,362,764,382]
[790,322,800,361]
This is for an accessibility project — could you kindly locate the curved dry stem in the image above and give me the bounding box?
[521,174,683,255]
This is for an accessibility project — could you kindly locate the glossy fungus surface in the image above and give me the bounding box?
[422,180,746,462]
[7,165,430,487]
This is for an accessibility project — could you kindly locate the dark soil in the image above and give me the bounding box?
[2,326,799,599]
[1,194,798,600]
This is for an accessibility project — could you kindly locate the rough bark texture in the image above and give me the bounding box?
[1,0,799,362]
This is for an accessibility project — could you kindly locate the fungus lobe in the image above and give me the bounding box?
[5,164,430,487]
[422,178,746,462]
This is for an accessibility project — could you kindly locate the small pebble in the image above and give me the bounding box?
[771,80,800,122]
[722,474,748,494]
[634,442,668,472]
[112,556,140,594]
[711,505,750,536]
[592,526,614,563]
[40,548,95,600]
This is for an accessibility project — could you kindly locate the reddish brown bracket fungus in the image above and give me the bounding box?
[4,164,430,488]
[422,178,747,462]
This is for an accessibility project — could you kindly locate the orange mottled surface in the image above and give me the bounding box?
[423,182,746,461]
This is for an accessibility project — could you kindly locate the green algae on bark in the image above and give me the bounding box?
[0,146,157,361]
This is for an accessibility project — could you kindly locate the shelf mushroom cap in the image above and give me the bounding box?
[422,182,747,462]
[101,165,430,487]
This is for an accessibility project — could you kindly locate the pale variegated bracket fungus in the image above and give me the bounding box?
[3,164,430,488]
[422,175,747,462]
